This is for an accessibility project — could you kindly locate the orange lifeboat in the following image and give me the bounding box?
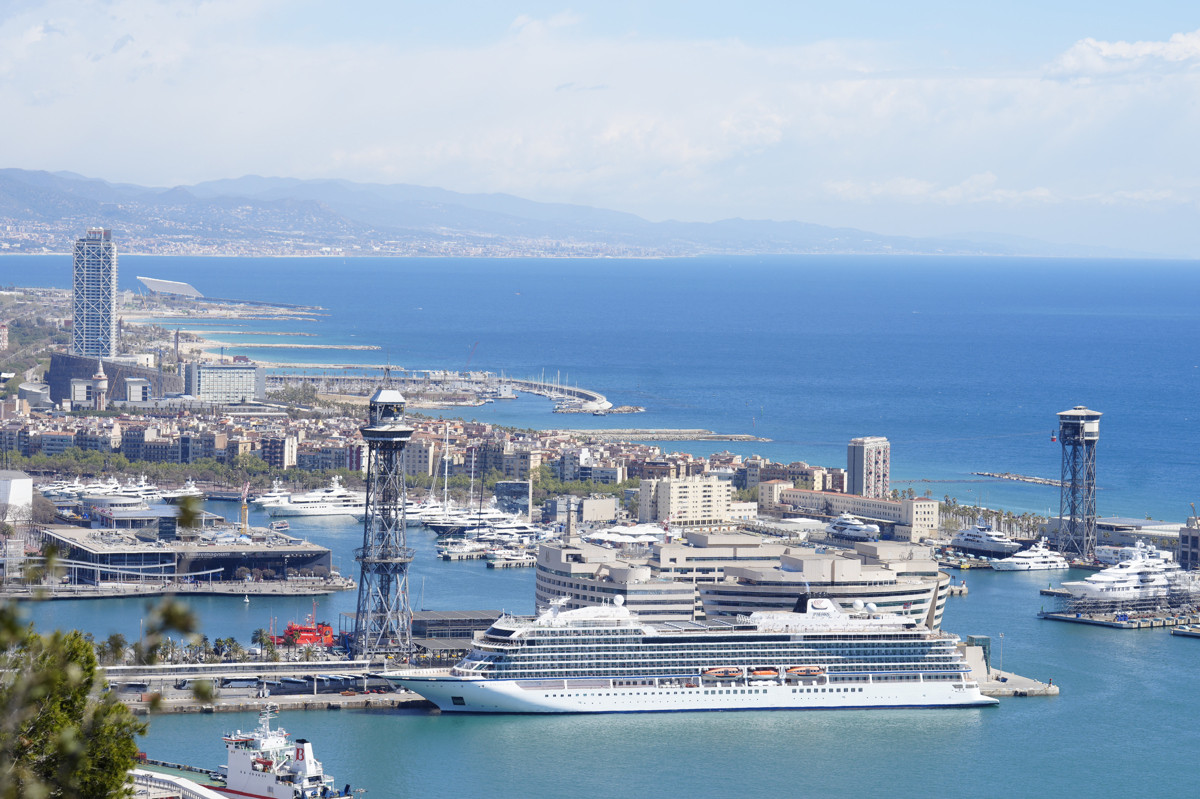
[703,666,743,679]
[750,667,780,677]
[786,665,825,677]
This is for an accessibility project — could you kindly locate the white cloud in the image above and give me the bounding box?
[823,173,1059,206]
[2,3,1200,251]
[1050,28,1200,78]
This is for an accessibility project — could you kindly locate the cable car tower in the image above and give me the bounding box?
[1057,406,1101,560]
[352,387,416,660]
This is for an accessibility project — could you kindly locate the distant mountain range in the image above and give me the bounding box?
[0,168,1135,258]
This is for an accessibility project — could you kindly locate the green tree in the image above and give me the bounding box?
[0,616,145,798]
[102,632,128,666]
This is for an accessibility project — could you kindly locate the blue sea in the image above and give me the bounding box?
[4,253,1200,797]
[7,253,1200,519]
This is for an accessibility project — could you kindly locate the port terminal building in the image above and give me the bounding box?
[535,531,948,628]
[34,521,334,586]
[1040,516,1183,554]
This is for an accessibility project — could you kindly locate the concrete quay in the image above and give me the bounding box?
[1038,610,1200,630]
[979,670,1059,698]
[122,688,433,716]
[0,577,355,601]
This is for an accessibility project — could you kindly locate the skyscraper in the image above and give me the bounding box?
[71,228,118,358]
[847,436,890,498]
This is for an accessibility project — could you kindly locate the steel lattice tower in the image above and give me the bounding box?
[352,388,416,660]
[1058,406,1101,559]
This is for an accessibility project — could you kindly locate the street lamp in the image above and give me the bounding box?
[998,632,1004,678]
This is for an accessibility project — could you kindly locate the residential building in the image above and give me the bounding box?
[848,436,890,498]
[638,474,733,531]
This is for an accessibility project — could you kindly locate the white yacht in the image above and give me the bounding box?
[114,476,163,504]
[950,521,1021,558]
[161,478,205,504]
[1061,541,1190,600]
[991,539,1070,571]
[251,479,293,508]
[386,596,996,714]
[266,476,366,518]
[825,512,881,542]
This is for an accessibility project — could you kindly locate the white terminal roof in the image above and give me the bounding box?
[137,276,203,298]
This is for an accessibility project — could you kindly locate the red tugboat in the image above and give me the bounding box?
[271,603,335,648]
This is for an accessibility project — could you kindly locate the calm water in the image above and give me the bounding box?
[6,253,1198,518]
[132,567,1199,799]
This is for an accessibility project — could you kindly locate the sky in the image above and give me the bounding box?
[3,1,1200,255]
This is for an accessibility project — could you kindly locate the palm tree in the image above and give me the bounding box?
[251,628,270,660]
[104,633,128,666]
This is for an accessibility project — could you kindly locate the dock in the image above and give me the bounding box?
[0,577,355,601]
[1038,611,1200,630]
[1040,586,1072,597]
[979,670,1059,698]
[1171,624,1200,639]
[961,645,1057,698]
[123,690,433,716]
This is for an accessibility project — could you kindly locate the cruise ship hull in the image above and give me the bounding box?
[389,672,996,714]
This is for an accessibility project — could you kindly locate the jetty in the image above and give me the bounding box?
[1039,610,1200,630]
[973,471,1065,488]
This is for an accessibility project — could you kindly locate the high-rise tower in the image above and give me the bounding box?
[352,388,416,660]
[1058,406,1101,559]
[847,436,890,498]
[71,228,118,358]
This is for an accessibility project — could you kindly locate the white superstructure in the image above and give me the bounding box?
[991,539,1070,572]
[825,512,881,542]
[1062,541,1191,600]
[251,480,292,508]
[387,596,996,713]
[950,521,1021,558]
[266,475,366,518]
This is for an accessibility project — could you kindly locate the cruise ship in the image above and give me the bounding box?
[950,521,1021,558]
[265,476,366,518]
[386,596,996,713]
[991,539,1070,572]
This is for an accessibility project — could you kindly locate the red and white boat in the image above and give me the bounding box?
[138,704,350,798]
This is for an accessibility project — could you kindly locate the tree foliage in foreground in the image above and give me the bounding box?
[0,593,197,798]
[0,605,144,799]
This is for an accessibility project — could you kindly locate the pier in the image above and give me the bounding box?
[265,370,614,412]
[1038,611,1200,630]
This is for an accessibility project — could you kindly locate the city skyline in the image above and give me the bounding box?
[3,3,1200,255]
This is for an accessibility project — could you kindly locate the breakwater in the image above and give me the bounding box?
[973,471,1065,487]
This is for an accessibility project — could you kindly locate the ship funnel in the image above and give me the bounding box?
[291,740,319,777]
